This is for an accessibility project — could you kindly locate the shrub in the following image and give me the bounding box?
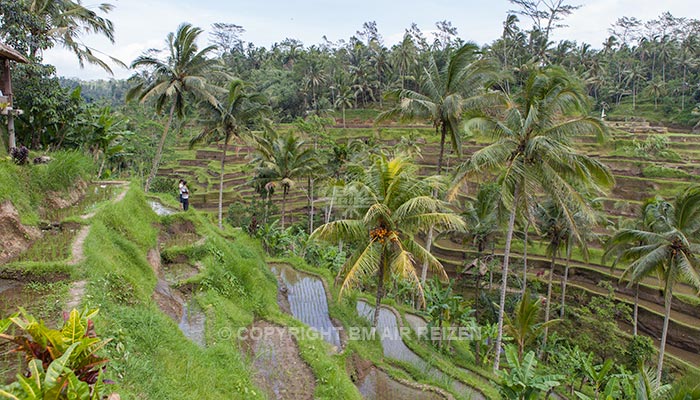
[150,176,178,195]
[0,308,115,399]
[641,165,692,179]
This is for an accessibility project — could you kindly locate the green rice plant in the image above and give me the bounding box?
[15,229,76,262]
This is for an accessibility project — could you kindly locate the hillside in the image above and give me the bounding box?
[155,114,700,372]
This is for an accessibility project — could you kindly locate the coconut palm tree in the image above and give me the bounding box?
[310,156,465,327]
[604,186,700,382]
[189,79,270,229]
[127,23,223,192]
[252,131,316,229]
[377,43,495,175]
[449,66,615,372]
[23,0,120,72]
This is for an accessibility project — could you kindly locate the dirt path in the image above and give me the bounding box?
[65,182,129,312]
[68,225,90,266]
[243,320,316,400]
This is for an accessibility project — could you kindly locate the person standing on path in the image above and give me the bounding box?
[181,181,190,211]
[178,179,185,210]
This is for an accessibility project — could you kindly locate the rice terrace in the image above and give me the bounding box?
[1,0,700,399]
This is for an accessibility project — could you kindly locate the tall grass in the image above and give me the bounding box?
[30,150,94,192]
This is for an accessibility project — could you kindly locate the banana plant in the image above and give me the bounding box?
[499,345,563,400]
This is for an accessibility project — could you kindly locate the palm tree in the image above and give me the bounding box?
[644,78,666,111]
[334,86,354,128]
[190,79,270,229]
[378,43,495,175]
[604,186,700,382]
[535,199,590,346]
[252,131,316,229]
[505,290,557,361]
[378,43,496,285]
[24,0,120,72]
[127,23,223,192]
[310,156,465,327]
[391,33,417,90]
[450,66,614,372]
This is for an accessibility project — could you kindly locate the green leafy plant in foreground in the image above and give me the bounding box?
[0,308,115,399]
[499,345,562,400]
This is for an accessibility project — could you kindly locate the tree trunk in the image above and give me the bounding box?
[521,221,529,296]
[543,251,556,349]
[7,113,16,149]
[145,102,177,193]
[281,186,288,229]
[218,139,228,229]
[474,270,482,365]
[656,279,672,382]
[342,105,346,128]
[264,191,271,225]
[436,124,446,175]
[559,243,572,319]
[682,66,687,110]
[98,155,106,179]
[373,254,386,328]
[308,176,315,233]
[421,226,434,285]
[494,183,520,372]
[489,242,495,291]
[633,283,639,336]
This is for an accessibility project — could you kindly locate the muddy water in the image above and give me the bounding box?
[356,301,484,400]
[271,264,341,349]
[357,367,444,400]
[152,278,205,346]
[45,184,116,222]
[0,279,23,317]
[148,200,177,216]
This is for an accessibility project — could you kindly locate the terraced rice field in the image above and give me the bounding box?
[159,119,700,368]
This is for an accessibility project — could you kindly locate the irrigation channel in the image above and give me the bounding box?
[357,301,486,400]
[148,200,206,346]
[272,263,484,400]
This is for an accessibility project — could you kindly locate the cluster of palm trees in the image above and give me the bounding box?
[305,44,624,374]
[126,24,700,380]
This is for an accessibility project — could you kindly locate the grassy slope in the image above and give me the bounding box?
[0,151,94,225]
[76,187,360,399]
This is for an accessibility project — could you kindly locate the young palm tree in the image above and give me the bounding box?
[504,290,557,362]
[190,79,270,229]
[604,186,700,382]
[252,131,316,228]
[310,156,465,327]
[127,23,223,192]
[449,66,614,372]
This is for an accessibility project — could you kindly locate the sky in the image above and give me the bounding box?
[43,0,700,81]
